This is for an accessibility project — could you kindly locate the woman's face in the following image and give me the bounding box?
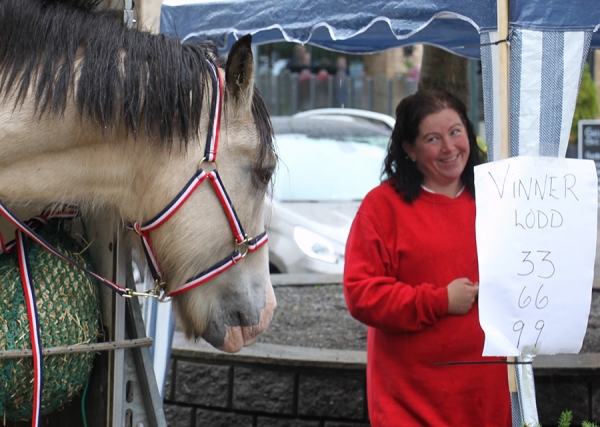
[403,108,470,197]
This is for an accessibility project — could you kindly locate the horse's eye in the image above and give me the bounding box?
[252,165,274,189]
[258,168,273,185]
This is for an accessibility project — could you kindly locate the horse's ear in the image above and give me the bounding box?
[225,34,254,111]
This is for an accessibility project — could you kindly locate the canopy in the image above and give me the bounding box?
[160,0,600,161]
[160,0,600,58]
[157,4,600,424]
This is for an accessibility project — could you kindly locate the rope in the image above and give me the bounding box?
[16,230,43,427]
[0,337,153,359]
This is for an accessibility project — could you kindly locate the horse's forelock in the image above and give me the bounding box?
[251,86,276,174]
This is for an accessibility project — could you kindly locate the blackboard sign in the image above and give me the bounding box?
[578,119,600,192]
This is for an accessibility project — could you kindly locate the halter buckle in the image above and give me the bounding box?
[236,235,253,258]
[124,280,168,300]
[198,157,218,171]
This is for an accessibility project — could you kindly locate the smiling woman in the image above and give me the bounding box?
[343,89,512,427]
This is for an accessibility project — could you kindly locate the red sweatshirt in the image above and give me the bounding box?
[344,181,511,427]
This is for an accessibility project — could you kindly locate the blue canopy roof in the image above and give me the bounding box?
[160,0,600,58]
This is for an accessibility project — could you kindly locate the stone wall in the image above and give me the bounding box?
[162,333,600,427]
[163,337,369,427]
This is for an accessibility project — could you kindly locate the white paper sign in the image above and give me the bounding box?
[475,156,598,356]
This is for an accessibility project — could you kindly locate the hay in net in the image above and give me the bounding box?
[0,220,100,421]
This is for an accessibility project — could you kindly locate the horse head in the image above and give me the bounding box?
[142,36,278,352]
[0,0,277,353]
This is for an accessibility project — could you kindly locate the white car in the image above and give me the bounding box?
[266,109,394,274]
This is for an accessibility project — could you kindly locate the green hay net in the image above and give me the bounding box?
[0,221,100,421]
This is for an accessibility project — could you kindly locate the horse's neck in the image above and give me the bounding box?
[0,104,199,222]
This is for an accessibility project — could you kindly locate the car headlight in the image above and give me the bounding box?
[293,226,341,264]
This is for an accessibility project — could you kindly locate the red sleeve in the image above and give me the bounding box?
[343,210,449,333]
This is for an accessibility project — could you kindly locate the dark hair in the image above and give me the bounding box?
[0,0,275,158]
[382,88,485,203]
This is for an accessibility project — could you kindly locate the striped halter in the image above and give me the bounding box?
[128,62,268,298]
[0,61,267,301]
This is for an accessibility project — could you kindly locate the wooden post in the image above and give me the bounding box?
[498,0,510,160]
[496,0,522,424]
[496,0,514,399]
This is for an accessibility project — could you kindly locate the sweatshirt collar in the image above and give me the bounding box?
[420,184,465,198]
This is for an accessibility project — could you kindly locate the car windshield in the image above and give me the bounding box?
[272,117,390,202]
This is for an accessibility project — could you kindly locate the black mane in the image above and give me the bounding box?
[0,0,271,149]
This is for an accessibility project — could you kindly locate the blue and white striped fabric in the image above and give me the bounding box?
[479,27,595,427]
[481,28,593,161]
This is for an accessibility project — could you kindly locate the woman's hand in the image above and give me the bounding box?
[447,278,479,315]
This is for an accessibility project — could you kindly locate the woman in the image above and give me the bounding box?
[344,89,511,426]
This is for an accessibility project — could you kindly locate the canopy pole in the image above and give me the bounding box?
[496,0,520,423]
[498,0,509,159]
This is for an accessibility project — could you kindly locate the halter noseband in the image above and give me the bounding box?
[128,61,268,298]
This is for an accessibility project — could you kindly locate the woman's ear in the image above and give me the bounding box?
[402,141,415,162]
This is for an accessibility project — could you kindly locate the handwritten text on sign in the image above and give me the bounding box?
[475,157,598,356]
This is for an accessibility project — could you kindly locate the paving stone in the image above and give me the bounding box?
[298,372,365,420]
[164,403,193,427]
[175,360,230,408]
[233,366,295,414]
[195,409,253,427]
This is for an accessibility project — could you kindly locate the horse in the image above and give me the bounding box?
[0,0,277,353]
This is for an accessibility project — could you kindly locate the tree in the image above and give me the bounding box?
[418,45,470,109]
[570,63,600,145]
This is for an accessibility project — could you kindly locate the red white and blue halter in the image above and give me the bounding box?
[128,61,268,297]
[0,60,268,427]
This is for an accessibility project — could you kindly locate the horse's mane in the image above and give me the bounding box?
[0,0,273,152]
